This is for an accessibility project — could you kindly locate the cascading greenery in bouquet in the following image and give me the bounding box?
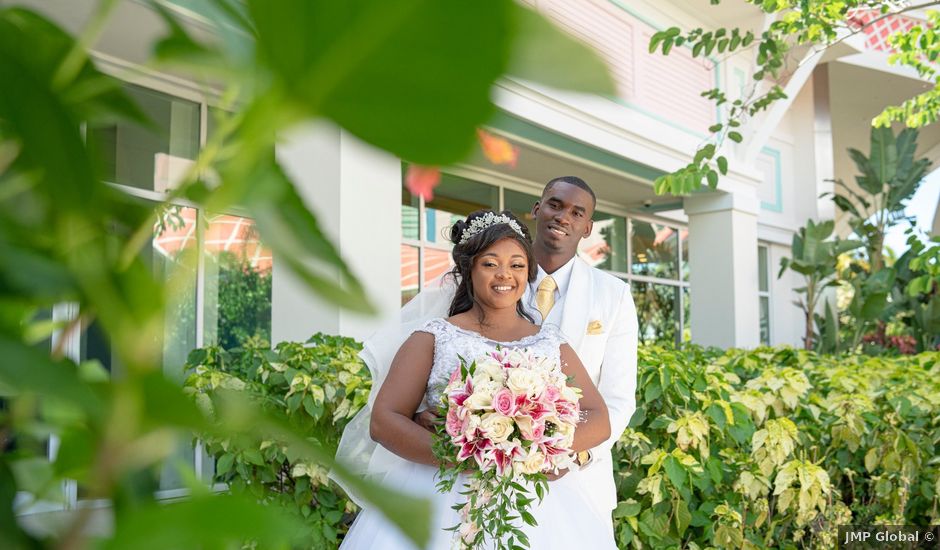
[431,347,582,549]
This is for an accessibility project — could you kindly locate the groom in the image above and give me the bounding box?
[419,176,638,532]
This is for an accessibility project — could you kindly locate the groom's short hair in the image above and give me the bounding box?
[543,176,597,208]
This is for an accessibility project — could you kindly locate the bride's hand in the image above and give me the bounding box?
[544,468,570,481]
[413,410,442,432]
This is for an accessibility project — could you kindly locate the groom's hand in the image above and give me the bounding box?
[413,410,442,432]
[544,468,569,481]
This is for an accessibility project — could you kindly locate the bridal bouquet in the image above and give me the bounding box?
[431,347,582,549]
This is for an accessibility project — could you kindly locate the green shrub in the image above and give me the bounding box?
[183,334,371,549]
[184,338,940,549]
[615,345,940,549]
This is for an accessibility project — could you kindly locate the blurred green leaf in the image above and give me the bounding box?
[248,0,513,165]
[0,336,104,420]
[105,493,304,550]
[0,462,42,550]
[238,159,375,313]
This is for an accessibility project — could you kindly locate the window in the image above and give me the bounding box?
[43,82,273,505]
[629,219,689,346]
[90,85,200,193]
[584,212,628,273]
[758,244,771,345]
[399,170,691,345]
[630,281,680,344]
[400,171,498,305]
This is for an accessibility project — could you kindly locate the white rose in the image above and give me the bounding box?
[480,412,515,443]
[532,356,560,373]
[515,448,546,475]
[471,372,492,390]
[507,368,544,397]
[553,421,576,449]
[478,360,506,382]
[505,349,532,367]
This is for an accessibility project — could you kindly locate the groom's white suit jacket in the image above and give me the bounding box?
[526,256,638,517]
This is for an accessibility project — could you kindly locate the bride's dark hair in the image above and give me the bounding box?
[446,210,537,324]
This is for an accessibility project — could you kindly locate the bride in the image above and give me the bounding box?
[338,210,618,549]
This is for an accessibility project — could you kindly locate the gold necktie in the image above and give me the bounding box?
[535,276,557,322]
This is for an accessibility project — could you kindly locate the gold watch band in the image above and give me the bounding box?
[576,450,593,469]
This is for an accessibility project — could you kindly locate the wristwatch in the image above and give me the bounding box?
[576,450,593,470]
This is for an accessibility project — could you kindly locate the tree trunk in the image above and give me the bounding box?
[804,282,817,351]
[804,307,814,351]
[870,230,884,272]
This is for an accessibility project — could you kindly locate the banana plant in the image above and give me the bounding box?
[891,233,940,352]
[825,126,931,272]
[843,265,897,351]
[779,220,862,350]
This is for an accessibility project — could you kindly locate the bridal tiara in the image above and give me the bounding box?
[458,212,525,245]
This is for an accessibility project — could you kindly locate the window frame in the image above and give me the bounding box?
[402,166,691,346]
[27,63,249,514]
[758,243,773,345]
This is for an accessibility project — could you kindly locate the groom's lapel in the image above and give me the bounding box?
[560,257,593,352]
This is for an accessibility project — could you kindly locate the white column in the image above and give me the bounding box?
[812,66,835,223]
[684,191,761,349]
[272,122,401,344]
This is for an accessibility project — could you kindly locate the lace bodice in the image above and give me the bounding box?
[416,318,566,410]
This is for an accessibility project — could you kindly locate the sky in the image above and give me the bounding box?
[883,167,940,256]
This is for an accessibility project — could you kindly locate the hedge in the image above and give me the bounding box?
[183,337,940,549]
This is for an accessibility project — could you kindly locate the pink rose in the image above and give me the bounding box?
[492,388,516,416]
[542,385,561,402]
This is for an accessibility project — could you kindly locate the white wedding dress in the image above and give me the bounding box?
[339,318,617,550]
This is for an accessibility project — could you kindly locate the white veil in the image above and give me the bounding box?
[330,274,457,507]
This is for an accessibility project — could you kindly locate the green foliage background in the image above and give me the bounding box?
[184,334,368,549]
[215,252,272,350]
[185,338,940,549]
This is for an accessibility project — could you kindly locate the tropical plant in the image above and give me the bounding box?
[613,344,940,549]
[648,1,940,195]
[837,263,897,351]
[827,126,931,272]
[813,127,933,354]
[0,1,614,548]
[891,232,940,352]
[778,219,862,350]
[183,334,370,549]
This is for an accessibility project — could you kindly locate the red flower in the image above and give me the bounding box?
[405,165,440,201]
[477,129,519,168]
